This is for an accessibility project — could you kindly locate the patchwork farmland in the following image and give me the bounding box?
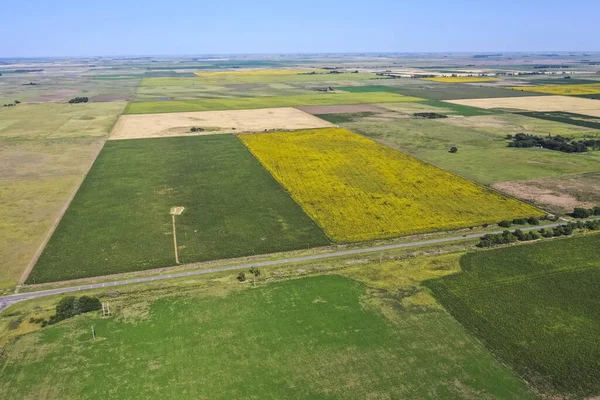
[3,54,600,400]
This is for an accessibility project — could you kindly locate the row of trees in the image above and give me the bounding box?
[498,216,545,228]
[477,220,600,248]
[571,207,600,219]
[68,97,89,104]
[507,133,600,153]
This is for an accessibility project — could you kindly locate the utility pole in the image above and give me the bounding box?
[170,207,185,265]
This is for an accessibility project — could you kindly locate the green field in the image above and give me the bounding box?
[575,93,600,99]
[522,78,600,85]
[344,113,600,184]
[338,79,545,100]
[379,99,496,117]
[0,102,127,139]
[336,85,400,93]
[124,92,422,114]
[0,275,533,399]
[140,73,377,86]
[425,234,600,399]
[28,135,329,283]
[517,111,600,130]
[135,82,316,101]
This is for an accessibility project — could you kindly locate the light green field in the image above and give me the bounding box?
[344,113,600,184]
[0,102,127,139]
[134,82,318,101]
[0,102,125,291]
[0,274,533,399]
[125,93,422,114]
[140,73,377,86]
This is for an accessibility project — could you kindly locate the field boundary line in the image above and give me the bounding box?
[18,103,128,286]
[4,220,599,311]
[235,131,333,243]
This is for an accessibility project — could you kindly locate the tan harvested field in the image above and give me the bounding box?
[295,104,388,115]
[446,95,600,116]
[110,107,333,140]
[493,172,600,214]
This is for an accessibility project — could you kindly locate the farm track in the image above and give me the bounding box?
[2,219,598,312]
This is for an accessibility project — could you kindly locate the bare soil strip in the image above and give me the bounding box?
[110,107,332,140]
[492,173,600,214]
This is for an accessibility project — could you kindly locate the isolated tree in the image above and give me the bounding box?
[249,267,261,286]
[237,272,246,282]
[449,146,458,153]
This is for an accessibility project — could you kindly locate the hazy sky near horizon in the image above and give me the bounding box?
[1,0,599,57]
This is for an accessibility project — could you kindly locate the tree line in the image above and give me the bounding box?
[477,220,600,248]
[507,133,600,153]
[68,97,89,104]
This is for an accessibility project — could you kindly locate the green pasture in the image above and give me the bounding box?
[124,93,422,114]
[1,275,533,399]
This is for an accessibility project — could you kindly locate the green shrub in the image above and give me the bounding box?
[572,208,591,218]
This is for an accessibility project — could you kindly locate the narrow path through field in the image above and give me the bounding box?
[2,219,598,312]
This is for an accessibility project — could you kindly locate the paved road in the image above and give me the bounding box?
[1,220,596,312]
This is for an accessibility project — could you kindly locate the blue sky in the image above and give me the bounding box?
[1,0,599,57]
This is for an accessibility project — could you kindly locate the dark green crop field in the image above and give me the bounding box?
[0,275,533,399]
[380,81,546,100]
[517,111,600,130]
[336,85,400,93]
[575,93,600,100]
[425,234,600,399]
[28,135,328,283]
[524,78,600,85]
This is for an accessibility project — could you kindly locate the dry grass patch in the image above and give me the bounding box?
[439,113,597,137]
[110,107,332,140]
[446,95,600,116]
[492,172,600,214]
